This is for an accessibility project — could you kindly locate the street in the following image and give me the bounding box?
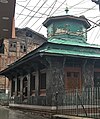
[0,106,50,119]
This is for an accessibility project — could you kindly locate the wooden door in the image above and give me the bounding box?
[65,67,81,91]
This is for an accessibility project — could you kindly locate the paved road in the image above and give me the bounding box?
[0,106,50,119]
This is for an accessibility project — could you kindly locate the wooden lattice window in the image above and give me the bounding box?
[9,41,17,52]
[20,42,27,53]
[39,71,46,96]
[65,67,81,90]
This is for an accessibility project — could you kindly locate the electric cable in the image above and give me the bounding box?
[16,3,49,16]
[15,0,100,42]
[50,0,66,16]
[48,0,57,16]
[16,13,44,18]
[74,5,97,16]
[18,0,42,27]
[35,0,66,32]
[30,0,57,28]
[35,0,89,31]
[16,0,32,20]
[23,0,48,27]
[69,0,87,9]
[89,19,100,40]
[17,0,28,2]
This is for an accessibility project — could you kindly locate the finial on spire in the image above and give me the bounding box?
[65,5,69,14]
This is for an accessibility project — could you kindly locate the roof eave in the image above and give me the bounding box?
[43,15,91,29]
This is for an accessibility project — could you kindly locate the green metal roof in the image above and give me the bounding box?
[48,37,100,49]
[43,15,91,29]
[1,37,100,75]
[38,42,100,58]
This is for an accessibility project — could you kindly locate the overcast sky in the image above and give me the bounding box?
[15,0,100,44]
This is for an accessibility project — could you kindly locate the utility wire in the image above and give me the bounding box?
[35,0,93,31]
[50,0,66,16]
[16,13,44,18]
[17,0,28,2]
[92,27,100,43]
[16,0,100,41]
[48,0,57,16]
[23,0,48,27]
[74,5,96,16]
[36,0,87,31]
[75,19,100,39]
[92,19,100,43]
[16,0,91,29]
[37,25,43,32]
[16,0,32,20]
[89,19,100,40]
[87,15,100,19]
[16,3,49,16]
[69,0,87,9]
[87,18,100,27]
[30,0,57,28]
[35,0,57,32]
[36,0,66,32]
[18,0,42,27]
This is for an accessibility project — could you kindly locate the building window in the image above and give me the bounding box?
[40,73,46,89]
[20,43,27,53]
[67,72,71,77]
[9,41,17,52]
[39,72,46,96]
[26,31,32,38]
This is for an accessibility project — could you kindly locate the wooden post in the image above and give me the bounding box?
[20,76,23,103]
[14,77,17,97]
[27,73,31,104]
[35,69,39,97]
[8,79,12,103]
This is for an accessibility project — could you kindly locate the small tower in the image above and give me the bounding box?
[43,14,91,43]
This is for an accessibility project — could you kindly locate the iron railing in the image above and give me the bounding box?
[55,87,100,118]
[0,93,9,105]
[10,87,100,118]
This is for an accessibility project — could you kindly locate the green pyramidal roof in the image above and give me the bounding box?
[48,37,100,49]
[36,40,100,58]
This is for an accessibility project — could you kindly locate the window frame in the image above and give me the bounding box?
[39,69,46,96]
[20,42,27,53]
[9,41,17,52]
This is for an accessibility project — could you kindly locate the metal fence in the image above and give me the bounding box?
[0,93,9,105]
[10,87,100,118]
[55,87,100,118]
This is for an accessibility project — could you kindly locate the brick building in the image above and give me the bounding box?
[0,27,47,93]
